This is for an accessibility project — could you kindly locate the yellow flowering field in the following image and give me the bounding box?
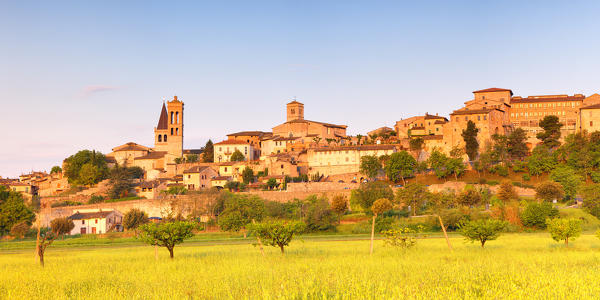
[1,233,599,299]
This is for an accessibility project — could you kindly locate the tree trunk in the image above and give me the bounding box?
[370,215,376,255]
[565,237,569,246]
[168,247,174,259]
[481,240,485,248]
[438,216,452,251]
[38,251,44,267]
[401,177,406,186]
[279,244,285,254]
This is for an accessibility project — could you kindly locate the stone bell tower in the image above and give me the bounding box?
[286,99,304,122]
[153,96,183,157]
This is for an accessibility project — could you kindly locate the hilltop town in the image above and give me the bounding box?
[3,87,600,207]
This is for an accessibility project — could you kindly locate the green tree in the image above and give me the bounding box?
[217,193,265,232]
[546,218,582,246]
[550,165,582,200]
[0,192,35,236]
[185,154,199,163]
[359,155,382,179]
[459,219,507,248]
[123,208,150,230]
[535,182,564,202]
[174,157,184,164]
[350,181,393,213]
[230,149,245,162]
[138,221,196,258]
[63,150,109,185]
[108,165,139,199]
[428,150,451,179]
[36,217,75,266]
[202,140,214,162]
[241,167,254,184]
[50,166,62,174]
[330,195,348,221]
[461,120,479,161]
[521,202,558,229]
[409,137,424,157]
[248,221,305,254]
[78,163,103,186]
[446,157,466,181]
[528,145,558,177]
[580,184,600,218]
[385,151,416,185]
[537,115,563,149]
[370,198,393,255]
[507,128,529,160]
[396,183,430,216]
[265,178,278,190]
[490,134,509,163]
[302,195,337,231]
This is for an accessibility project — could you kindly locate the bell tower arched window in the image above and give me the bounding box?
[170,112,174,124]
[158,135,162,142]
[164,134,167,142]
[176,112,179,124]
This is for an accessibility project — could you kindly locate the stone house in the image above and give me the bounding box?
[68,209,123,235]
[183,166,218,190]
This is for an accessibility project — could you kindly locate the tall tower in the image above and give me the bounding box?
[286,99,304,122]
[154,102,169,152]
[153,96,184,157]
[167,96,184,157]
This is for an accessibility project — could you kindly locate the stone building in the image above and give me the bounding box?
[272,100,347,140]
[182,166,218,190]
[306,144,397,177]
[213,140,256,162]
[579,102,600,133]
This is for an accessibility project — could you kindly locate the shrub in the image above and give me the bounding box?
[520,202,558,229]
[457,189,482,207]
[10,221,30,239]
[459,219,507,248]
[546,218,582,246]
[438,209,468,231]
[123,208,150,230]
[382,226,425,248]
[512,161,528,173]
[375,216,396,233]
[497,181,518,202]
[591,171,600,184]
[580,184,600,218]
[51,200,83,207]
[487,180,500,186]
[522,174,531,181]
[493,165,509,177]
[303,195,337,232]
[88,195,105,204]
[535,182,564,202]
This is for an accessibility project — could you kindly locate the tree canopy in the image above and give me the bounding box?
[384,151,416,185]
[230,149,245,162]
[63,150,109,185]
[537,115,563,149]
[359,155,382,179]
[461,120,479,161]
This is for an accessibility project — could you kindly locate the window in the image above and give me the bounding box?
[170,112,174,124]
[477,116,480,121]
[224,167,228,172]
[171,128,174,135]
[291,108,295,114]
[164,135,167,142]
[95,219,98,224]
[464,116,468,121]
[176,112,179,123]
[483,115,487,120]
[176,128,179,135]
[158,135,162,142]
[82,220,85,224]
[591,121,594,127]
[188,175,191,179]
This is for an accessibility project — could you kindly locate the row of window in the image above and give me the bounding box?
[512,111,566,118]
[513,102,580,109]
[455,115,487,122]
[170,111,180,124]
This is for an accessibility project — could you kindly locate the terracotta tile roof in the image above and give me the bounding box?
[434,120,446,124]
[473,88,513,94]
[273,136,299,142]
[105,156,117,163]
[134,151,167,160]
[287,100,303,105]
[511,94,585,103]
[312,144,397,153]
[581,103,600,110]
[227,131,271,137]
[411,126,425,130]
[139,180,160,188]
[212,176,232,181]
[422,135,444,140]
[214,140,250,145]
[157,102,168,130]
[423,114,447,120]
[450,108,503,116]
[285,119,347,129]
[112,142,151,152]
[183,166,211,174]
[69,211,116,220]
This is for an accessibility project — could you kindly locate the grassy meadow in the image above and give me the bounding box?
[2,233,600,299]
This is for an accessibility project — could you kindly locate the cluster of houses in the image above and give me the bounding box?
[6,88,600,207]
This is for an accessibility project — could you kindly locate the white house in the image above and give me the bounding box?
[68,209,123,235]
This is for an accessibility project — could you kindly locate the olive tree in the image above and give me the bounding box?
[248,221,305,254]
[546,218,582,246]
[138,221,195,259]
[36,217,75,266]
[459,219,507,248]
[123,208,149,231]
[370,198,393,255]
[535,182,564,202]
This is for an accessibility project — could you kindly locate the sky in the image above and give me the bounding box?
[2,0,600,177]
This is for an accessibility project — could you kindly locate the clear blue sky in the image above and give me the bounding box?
[2,1,600,177]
